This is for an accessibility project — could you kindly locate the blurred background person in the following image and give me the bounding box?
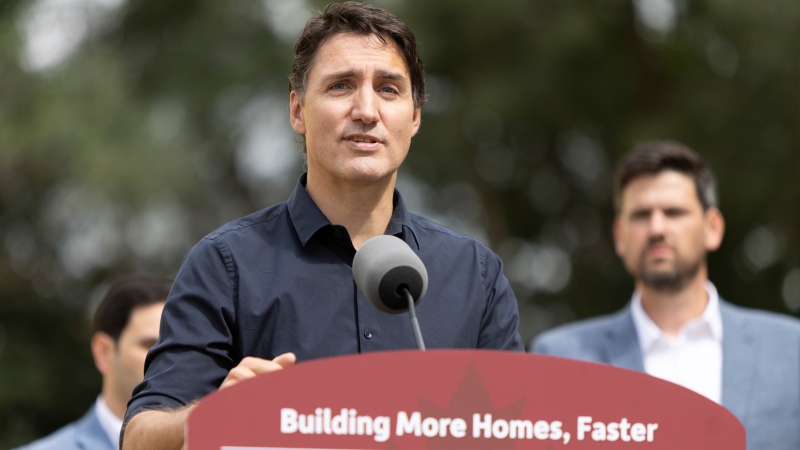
[15,278,170,450]
[533,141,800,449]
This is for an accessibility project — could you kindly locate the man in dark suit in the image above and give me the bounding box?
[533,141,800,450]
[16,278,169,450]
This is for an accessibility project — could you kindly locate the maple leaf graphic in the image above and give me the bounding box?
[389,363,525,450]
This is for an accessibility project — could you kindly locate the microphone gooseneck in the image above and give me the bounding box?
[400,285,426,350]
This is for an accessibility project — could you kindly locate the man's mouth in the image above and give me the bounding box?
[349,136,377,143]
[645,245,672,259]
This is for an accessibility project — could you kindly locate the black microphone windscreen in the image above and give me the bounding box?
[352,235,428,314]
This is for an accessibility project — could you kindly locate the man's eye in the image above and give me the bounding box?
[664,209,686,217]
[140,339,158,350]
[379,86,398,94]
[330,82,347,90]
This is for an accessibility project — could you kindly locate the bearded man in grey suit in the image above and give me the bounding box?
[533,141,800,450]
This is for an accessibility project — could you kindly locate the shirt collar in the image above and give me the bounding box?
[287,173,419,249]
[631,281,723,351]
[95,395,122,449]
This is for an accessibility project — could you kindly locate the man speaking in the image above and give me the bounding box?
[122,2,523,448]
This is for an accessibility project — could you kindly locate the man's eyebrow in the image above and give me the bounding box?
[374,69,408,82]
[319,69,409,84]
[321,70,357,83]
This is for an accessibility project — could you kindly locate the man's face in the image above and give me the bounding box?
[289,32,421,186]
[614,170,724,291]
[108,302,164,404]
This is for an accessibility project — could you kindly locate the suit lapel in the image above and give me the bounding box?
[602,308,646,372]
[596,300,757,420]
[74,404,116,450]
[720,301,757,420]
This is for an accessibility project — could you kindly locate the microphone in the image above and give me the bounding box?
[353,235,427,350]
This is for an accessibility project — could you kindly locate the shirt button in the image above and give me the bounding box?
[364,330,373,339]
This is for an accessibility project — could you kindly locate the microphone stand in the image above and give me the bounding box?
[400,286,426,351]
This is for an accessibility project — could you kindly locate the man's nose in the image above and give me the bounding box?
[350,87,379,124]
[648,211,666,235]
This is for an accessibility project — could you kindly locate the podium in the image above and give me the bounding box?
[186,350,744,449]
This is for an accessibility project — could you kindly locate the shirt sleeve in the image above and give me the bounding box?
[124,236,239,425]
[476,244,525,351]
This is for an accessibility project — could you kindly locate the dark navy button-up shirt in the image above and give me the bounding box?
[125,174,523,423]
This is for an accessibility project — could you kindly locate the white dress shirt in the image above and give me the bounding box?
[95,395,122,450]
[630,281,723,404]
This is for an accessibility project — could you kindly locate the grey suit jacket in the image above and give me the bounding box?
[14,404,115,450]
[533,300,800,450]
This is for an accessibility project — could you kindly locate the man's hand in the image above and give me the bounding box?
[122,353,297,450]
[219,352,296,390]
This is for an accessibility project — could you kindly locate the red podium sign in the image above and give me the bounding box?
[186,350,744,449]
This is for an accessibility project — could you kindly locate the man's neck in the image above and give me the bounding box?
[305,172,396,250]
[101,380,126,419]
[637,274,709,337]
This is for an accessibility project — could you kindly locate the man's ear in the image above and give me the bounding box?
[91,332,115,376]
[704,207,725,251]
[410,107,421,137]
[289,91,306,135]
[612,216,625,258]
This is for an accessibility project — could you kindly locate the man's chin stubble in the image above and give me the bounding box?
[641,271,685,293]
